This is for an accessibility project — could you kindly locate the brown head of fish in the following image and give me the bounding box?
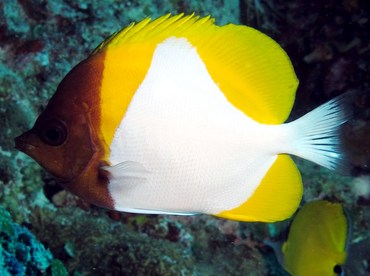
[14,52,114,209]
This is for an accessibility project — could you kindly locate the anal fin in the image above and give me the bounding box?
[216,155,303,222]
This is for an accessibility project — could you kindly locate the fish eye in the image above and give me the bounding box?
[333,264,342,274]
[39,119,67,146]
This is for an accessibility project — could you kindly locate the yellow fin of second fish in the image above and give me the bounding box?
[216,155,303,222]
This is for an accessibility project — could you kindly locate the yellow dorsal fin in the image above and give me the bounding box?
[97,14,298,124]
[92,14,213,54]
[98,14,299,159]
[216,155,303,222]
[194,24,299,124]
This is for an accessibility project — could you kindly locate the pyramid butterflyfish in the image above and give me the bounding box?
[15,14,352,222]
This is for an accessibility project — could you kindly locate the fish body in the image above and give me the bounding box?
[15,14,351,222]
[282,200,349,276]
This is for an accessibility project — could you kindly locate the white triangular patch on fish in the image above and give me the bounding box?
[107,37,284,214]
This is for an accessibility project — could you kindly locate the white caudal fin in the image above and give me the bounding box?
[284,92,353,172]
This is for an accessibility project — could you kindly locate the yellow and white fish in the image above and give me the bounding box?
[15,14,351,222]
[282,200,349,276]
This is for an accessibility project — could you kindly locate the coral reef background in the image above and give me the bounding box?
[0,0,369,275]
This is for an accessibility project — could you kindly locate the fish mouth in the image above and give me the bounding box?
[15,131,79,184]
[14,132,37,154]
[14,133,27,152]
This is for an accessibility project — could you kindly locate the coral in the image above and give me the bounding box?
[48,259,69,276]
[22,205,272,275]
[0,206,54,275]
[28,207,196,275]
